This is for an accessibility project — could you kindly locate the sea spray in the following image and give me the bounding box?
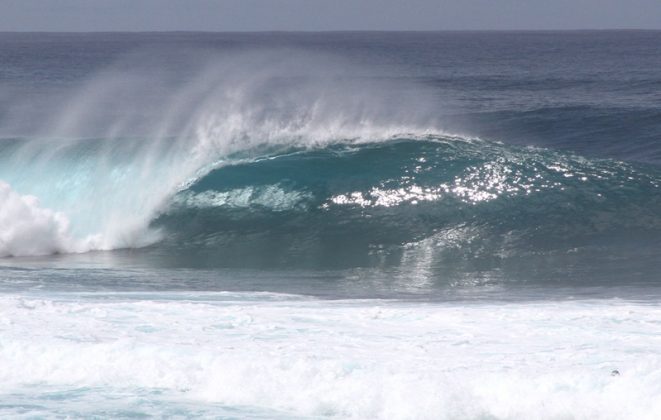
[0,50,441,255]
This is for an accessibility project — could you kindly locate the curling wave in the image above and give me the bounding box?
[2,133,661,270]
[0,50,439,256]
[153,136,661,269]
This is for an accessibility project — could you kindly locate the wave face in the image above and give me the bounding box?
[153,137,661,273]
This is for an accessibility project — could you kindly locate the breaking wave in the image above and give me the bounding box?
[155,137,661,270]
[0,50,659,273]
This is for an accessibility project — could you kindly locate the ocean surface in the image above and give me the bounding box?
[1,31,660,418]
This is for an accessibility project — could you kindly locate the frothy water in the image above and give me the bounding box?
[0,181,75,256]
[2,292,661,419]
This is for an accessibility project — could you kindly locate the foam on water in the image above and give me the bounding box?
[0,181,86,257]
[2,292,661,419]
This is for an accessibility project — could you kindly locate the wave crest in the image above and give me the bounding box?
[0,50,442,256]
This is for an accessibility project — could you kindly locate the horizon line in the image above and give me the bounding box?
[0,28,660,34]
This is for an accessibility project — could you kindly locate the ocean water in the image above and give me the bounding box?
[0,31,660,418]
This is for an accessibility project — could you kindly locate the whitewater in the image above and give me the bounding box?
[3,292,661,419]
[1,31,661,418]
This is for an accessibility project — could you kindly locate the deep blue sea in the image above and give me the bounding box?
[1,31,660,418]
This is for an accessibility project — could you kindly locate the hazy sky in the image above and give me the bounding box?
[1,0,660,32]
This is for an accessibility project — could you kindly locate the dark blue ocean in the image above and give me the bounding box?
[1,32,660,418]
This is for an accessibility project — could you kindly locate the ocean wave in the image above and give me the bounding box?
[0,50,441,257]
[150,137,661,268]
[1,134,660,268]
[0,51,659,267]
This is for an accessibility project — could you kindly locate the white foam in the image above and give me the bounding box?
[0,181,89,256]
[173,185,312,211]
[1,293,661,418]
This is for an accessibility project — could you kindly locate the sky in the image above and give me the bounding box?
[0,0,660,32]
